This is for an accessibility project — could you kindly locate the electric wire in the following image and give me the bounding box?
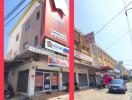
[95,0,132,35]
[106,28,132,50]
[4,1,33,27]
[4,0,26,21]
[123,0,132,46]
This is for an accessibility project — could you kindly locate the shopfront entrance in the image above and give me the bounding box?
[43,73,51,91]
[78,73,88,87]
[35,70,59,92]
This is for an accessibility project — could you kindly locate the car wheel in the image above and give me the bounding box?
[125,88,127,91]
[108,90,111,93]
[122,91,126,94]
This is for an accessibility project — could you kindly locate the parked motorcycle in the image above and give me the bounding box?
[4,81,14,98]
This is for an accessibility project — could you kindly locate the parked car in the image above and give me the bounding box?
[108,79,127,94]
[4,81,14,98]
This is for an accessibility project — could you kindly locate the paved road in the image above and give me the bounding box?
[5,83,132,100]
[50,82,132,100]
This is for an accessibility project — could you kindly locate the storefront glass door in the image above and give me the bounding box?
[43,73,51,91]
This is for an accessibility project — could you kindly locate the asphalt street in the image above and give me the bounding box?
[5,82,132,100]
[49,82,132,100]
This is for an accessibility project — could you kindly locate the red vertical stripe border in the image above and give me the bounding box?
[0,0,4,99]
[69,0,74,100]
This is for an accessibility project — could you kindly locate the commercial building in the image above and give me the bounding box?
[91,41,117,80]
[74,28,118,87]
[5,0,120,97]
[74,28,99,88]
[5,0,70,96]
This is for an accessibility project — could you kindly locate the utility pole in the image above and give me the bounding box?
[125,8,132,46]
[123,0,132,46]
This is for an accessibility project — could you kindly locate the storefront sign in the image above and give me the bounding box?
[48,56,69,67]
[54,0,67,15]
[26,45,54,55]
[41,0,69,46]
[74,50,93,63]
[51,30,67,42]
[45,38,69,55]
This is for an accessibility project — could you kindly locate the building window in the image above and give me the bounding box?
[23,42,28,49]
[16,34,19,42]
[51,73,59,90]
[35,72,43,92]
[34,35,38,46]
[25,21,30,31]
[36,11,40,20]
[14,51,17,56]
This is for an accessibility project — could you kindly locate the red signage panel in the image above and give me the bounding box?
[42,0,69,46]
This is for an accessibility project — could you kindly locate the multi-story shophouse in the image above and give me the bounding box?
[74,29,117,86]
[91,42,117,80]
[74,28,100,87]
[5,0,70,96]
[5,0,98,96]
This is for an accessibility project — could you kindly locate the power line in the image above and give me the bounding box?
[95,0,132,35]
[124,64,132,67]
[4,0,26,21]
[123,0,132,46]
[119,60,132,62]
[106,28,132,50]
[4,1,32,27]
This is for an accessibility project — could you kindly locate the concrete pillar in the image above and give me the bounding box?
[75,72,79,84]
[28,67,35,96]
[87,71,89,87]
[59,72,63,91]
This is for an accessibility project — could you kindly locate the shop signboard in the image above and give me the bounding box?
[41,0,69,46]
[45,38,69,55]
[48,56,69,67]
[74,50,93,63]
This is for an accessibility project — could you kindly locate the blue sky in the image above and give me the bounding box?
[75,0,132,70]
[4,0,132,69]
[4,0,32,56]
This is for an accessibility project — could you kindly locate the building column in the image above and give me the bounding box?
[59,72,63,91]
[87,70,89,87]
[28,67,35,96]
[75,72,79,84]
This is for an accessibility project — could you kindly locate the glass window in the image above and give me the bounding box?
[111,79,123,84]
[35,72,43,92]
[51,73,59,90]
[23,42,28,49]
[25,21,30,31]
[16,34,19,42]
[34,35,38,46]
[36,11,40,20]
[14,51,17,56]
